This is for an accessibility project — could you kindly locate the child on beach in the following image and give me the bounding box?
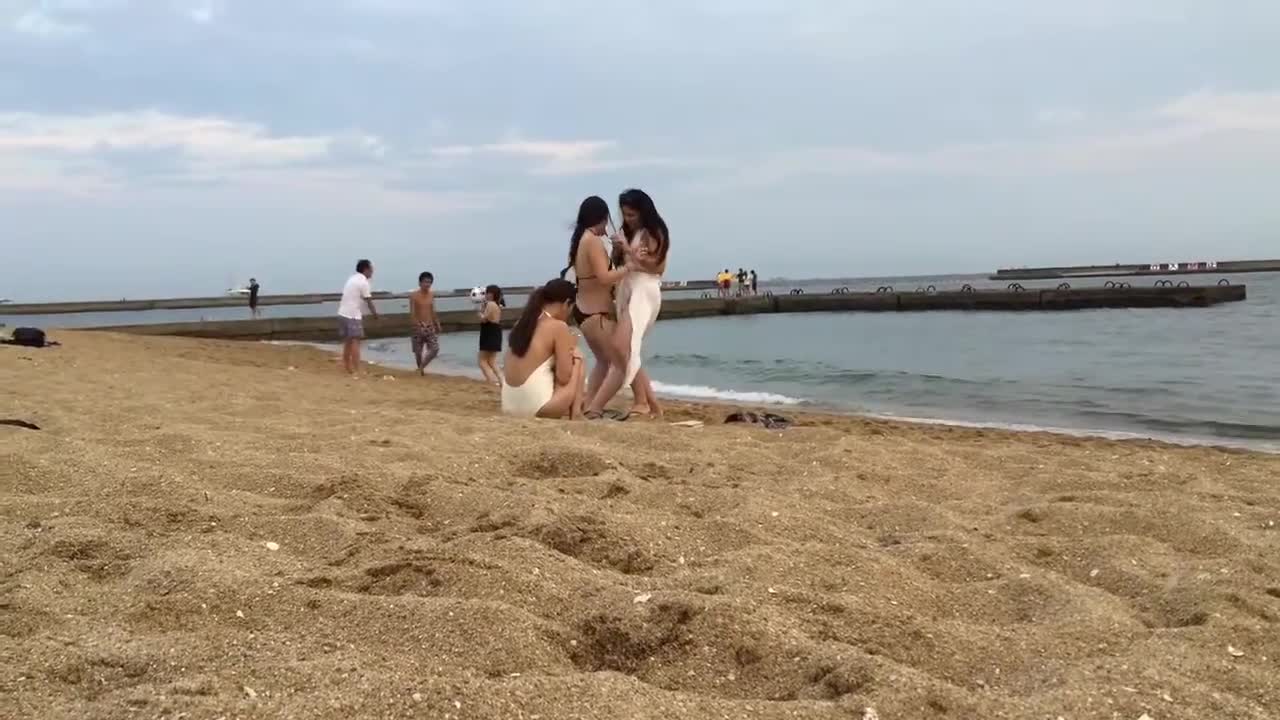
[337,259,378,375]
[409,271,440,375]
[477,285,504,386]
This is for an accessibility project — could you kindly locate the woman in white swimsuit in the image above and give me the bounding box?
[500,279,586,419]
[584,189,669,420]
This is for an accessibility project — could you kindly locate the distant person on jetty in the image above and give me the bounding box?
[564,196,630,407]
[248,278,261,318]
[500,279,585,419]
[750,269,758,295]
[736,268,748,297]
[337,259,378,376]
[409,271,441,375]
[585,189,668,420]
[477,285,505,386]
[717,269,731,298]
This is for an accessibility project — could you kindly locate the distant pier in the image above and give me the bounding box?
[0,280,718,316]
[991,258,1280,281]
[87,283,1247,343]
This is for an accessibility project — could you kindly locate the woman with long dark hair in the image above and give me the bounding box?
[477,285,505,386]
[500,279,586,419]
[585,188,668,419]
[563,196,631,408]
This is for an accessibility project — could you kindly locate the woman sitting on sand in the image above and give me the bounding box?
[477,285,504,386]
[584,189,669,420]
[564,196,631,408]
[500,279,586,419]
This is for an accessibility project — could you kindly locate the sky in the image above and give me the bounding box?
[2,0,1279,300]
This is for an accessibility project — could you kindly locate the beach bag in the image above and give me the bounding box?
[10,327,46,348]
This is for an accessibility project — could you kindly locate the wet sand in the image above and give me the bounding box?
[2,331,1278,719]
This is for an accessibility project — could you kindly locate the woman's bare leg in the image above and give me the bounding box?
[537,359,586,419]
[570,360,587,419]
[580,316,615,408]
[629,369,662,418]
[585,314,633,416]
[478,352,500,384]
[487,355,503,385]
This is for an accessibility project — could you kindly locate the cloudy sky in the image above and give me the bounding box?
[2,1,1278,300]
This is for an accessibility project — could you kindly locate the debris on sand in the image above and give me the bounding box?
[264,541,280,552]
[1228,645,1245,658]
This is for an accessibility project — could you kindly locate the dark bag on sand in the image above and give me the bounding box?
[10,327,47,348]
[725,411,792,430]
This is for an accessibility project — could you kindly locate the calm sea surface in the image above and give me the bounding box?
[9,273,1278,452]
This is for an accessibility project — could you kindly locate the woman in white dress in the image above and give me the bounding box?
[585,189,668,420]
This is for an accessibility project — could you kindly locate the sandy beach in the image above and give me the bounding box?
[2,331,1278,719]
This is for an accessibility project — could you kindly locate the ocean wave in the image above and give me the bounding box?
[650,381,804,406]
[866,413,1280,454]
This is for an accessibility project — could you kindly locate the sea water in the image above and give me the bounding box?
[12,273,1279,452]
[355,273,1280,452]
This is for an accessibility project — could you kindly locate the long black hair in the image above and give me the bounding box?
[508,278,576,357]
[561,196,611,280]
[485,284,505,307]
[619,188,669,264]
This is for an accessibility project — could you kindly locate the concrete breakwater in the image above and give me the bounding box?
[992,258,1280,280]
[87,284,1246,343]
[0,280,718,316]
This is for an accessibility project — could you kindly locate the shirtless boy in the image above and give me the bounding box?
[409,271,441,374]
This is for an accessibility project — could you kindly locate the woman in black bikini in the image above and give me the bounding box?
[477,284,504,385]
[563,196,629,407]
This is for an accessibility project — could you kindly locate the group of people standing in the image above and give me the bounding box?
[330,188,669,423]
[716,268,757,298]
[500,188,669,421]
[332,260,508,382]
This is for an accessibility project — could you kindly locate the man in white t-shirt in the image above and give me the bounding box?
[338,259,379,375]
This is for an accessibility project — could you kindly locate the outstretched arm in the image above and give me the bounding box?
[587,237,629,285]
[552,324,581,386]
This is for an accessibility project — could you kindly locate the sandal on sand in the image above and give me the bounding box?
[584,410,606,421]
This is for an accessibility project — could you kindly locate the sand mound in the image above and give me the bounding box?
[2,331,1279,719]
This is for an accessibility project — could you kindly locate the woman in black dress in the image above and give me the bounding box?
[477,285,504,385]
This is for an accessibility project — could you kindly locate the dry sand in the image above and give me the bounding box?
[2,331,1278,720]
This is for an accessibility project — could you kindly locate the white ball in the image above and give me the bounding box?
[469,287,486,303]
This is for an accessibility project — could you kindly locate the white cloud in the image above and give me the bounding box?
[0,110,333,167]
[427,137,702,177]
[694,90,1280,189]
[1160,90,1280,132]
[0,109,491,213]
[431,138,615,173]
[13,7,87,36]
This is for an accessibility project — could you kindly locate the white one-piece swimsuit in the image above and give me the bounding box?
[500,357,554,418]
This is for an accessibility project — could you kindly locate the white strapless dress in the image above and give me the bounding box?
[617,271,661,385]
